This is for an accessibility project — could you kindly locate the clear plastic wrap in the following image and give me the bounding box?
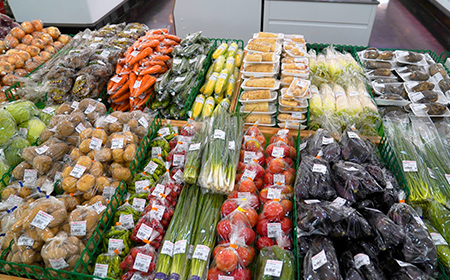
[207,244,252,279]
[119,243,158,278]
[303,236,342,280]
[68,204,100,240]
[301,129,341,163]
[254,245,294,280]
[94,252,122,279]
[102,224,132,258]
[424,219,450,273]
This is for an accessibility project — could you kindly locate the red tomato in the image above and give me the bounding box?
[244,207,258,227]
[280,217,293,235]
[239,179,256,193]
[263,202,285,222]
[268,158,285,174]
[230,267,252,280]
[264,172,274,185]
[254,177,263,190]
[217,220,232,241]
[244,139,262,152]
[215,249,238,272]
[283,170,295,185]
[236,246,254,267]
[221,200,238,217]
[239,227,256,245]
[207,267,226,280]
[255,134,266,147]
[280,199,293,215]
[256,218,269,236]
[256,236,275,250]
[212,246,225,259]
[260,188,269,204]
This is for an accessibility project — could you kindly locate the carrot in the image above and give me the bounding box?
[161,47,174,54]
[135,75,156,96]
[115,60,125,73]
[151,55,171,62]
[162,39,178,46]
[141,60,166,68]
[131,75,143,97]
[165,34,181,43]
[136,40,159,50]
[109,74,128,93]
[138,65,163,76]
[112,92,130,103]
[110,81,130,99]
[127,47,153,66]
[135,93,151,109]
[128,72,137,92]
[116,102,130,112]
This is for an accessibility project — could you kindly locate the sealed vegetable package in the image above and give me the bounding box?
[216,204,256,246]
[119,243,158,278]
[68,205,100,240]
[339,127,372,164]
[131,210,164,248]
[207,244,251,279]
[102,224,132,258]
[423,220,450,273]
[255,245,295,280]
[94,252,122,279]
[303,236,342,280]
[301,129,341,163]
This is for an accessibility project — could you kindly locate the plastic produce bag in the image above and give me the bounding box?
[131,210,164,248]
[361,207,405,249]
[0,109,17,146]
[5,100,38,125]
[303,236,342,280]
[256,200,293,250]
[424,220,450,273]
[103,224,132,258]
[3,135,30,166]
[254,245,294,280]
[295,155,335,201]
[113,202,140,230]
[119,243,158,278]
[339,127,371,164]
[68,205,100,240]
[216,204,256,246]
[94,252,122,279]
[301,129,341,163]
[207,244,251,279]
[19,117,46,144]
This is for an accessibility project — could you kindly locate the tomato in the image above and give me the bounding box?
[254,177,263,190]
[282,184,294,196]
[289,146,297,159]
[244,207,258,227]
[268,158,285,174]
[264,172,274,185]
[238,179,256,193]
[207,267,226,280]
[230,211,250,226]
[235,173,243,183]
[256,236,275,250]
[263,202,285,222]
[283,170,295,185]
[239,227,256,245]
[230,267,252,280]
[236,246,254,267]
[244,139,262,152]
[255,134,266,147]
[215,249,238,272]
[217,220,232,241]
[280,217,293,235]
[259,188,269,204]
[221,200,238,217]
[256,218,269,236]
[212,246,225,259]
[280,199,293,215]
[283,157,294,167]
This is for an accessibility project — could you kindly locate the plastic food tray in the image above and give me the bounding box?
[239,90,278,103]
[245,43,282,55]
[243,53,280,64]
[241,79,281,90]
[281,57,308,64]
[241,62,280,77]
[252,32,284,40]
[278,96,308,108]
[278,106,308,113]
[283,81,312,100]
[407,90,449,105]
[240,101,277,115]
[245,115,277,126]
[403,81,436,93]
[410,103,450,117]
[395,50,428,66]
[277,114,307,123]
[371,81,404,96]
[278,122,307,130]
[375,97,410,107]
[357,50,396,62]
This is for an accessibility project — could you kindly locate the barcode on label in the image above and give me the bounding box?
[322,137,334,145]
[264,259,283,277]
[35,145,49,155]
[151,203,165,221]
[133,253,152,272]
[132,198,146,212]
[70,221,87,236]
[311,250,327,271]
[192,245,210,261]
[49,258,69,270]
[108,238,124,254]
[75,123,86,133]
[161,241,174,256]
[119,214,134,229]
[85,105,96,114]
[70,164,87,178]
[214,129,225,140]
[135,180,150,194]
[272,147,285,158]
[17,235,34,246]
[242,169,256,180]
[273,174,285,185]
[93,263,108,278]
[30,211,54,230]
[267,188,282,200]
[267,223,282,238]
[24,169,37,184]
[174,240,187,255]
[111,138,124,149]
[173,154,185,167]
[354,253,370,269]
[144,161,158,174]
[312,164,327,174]
[89,137,102,151]
[243,151,255,163]
[402,160,418,172]
[431,232,448,246]
[136,223,153,241]
[138,117,148,128]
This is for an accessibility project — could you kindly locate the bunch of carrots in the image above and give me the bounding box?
[107,28,180,111]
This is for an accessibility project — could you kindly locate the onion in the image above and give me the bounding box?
[21,34,33,45]
[39,51,51,61]
[31,31,43,38]
[32,55,45,66]
[10,27,25,40]
[58,34,70,45]
[26,45,40,57]
[2,74,19,86]
[24,59,38,72]
[32,20,43,31]
[14,68,28,77]
[47,27,60,39]
[41,28,48,34]
[40,33,53,45]
[7,54,24,69]
[20,22,34,34]
[15,43,27,51]
[15,50,30,62]
[44,45,56,55]
[0,61,15,74]
[52,41,63,50]
[0,41,6,53]
[31,38,45,49]
[4,35,19,49]
[0,55,8,63]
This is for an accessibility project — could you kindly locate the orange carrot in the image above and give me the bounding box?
[110,81,130,99]
[131,75,143,97]
[136,40,159,50]
[127,47,153,66]
[151,55,171,62]
[162,39,178,46]
[135,75,156,96]
[128,72,137,92]
[165,34,181,43]
[138,65,162,76]
[112,92,130,103]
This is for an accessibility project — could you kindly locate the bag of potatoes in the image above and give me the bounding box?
[68,205,100,240]
[7,232,45,265]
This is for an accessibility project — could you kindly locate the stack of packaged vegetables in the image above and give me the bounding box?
[192,41,243,120]
[152,31,212,119]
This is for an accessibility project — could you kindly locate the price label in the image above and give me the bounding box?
[267,188,282,200]
[158,127,170,137]
[133,253,152,272]
[71,101,79,109]
[242,169,256,181]
[243,151,255,163]
[264,259,283,277]
[161,240,174,257]
[136,223,153,241]
[135,180,150,194]
[24,169,38,184]
[31,211,53,229]
[292,112,304,119]
[445,174,450,185]
[173,154,185,167]
[175,76,186,83]
[152,184,165,197]
[134,80,142,89]
[92,202,106,214]
[138,117,148,129]
[189,143,201,151]
[331,197,347,207]
[93,263,108,278]
[5,194,23,206]
[111,138,124,149]
[174,240,187,255]
[206,98,215,106]
[410,92,425,102]
[144,161,158,174]
[35,145,49,155]
[228,141,235,150]
[228,45,237,53]
[49,258,69,270]
[173,170,183,184]
[344,166,359,172]
[347,131,360,139]
[304,199,321,204]
[219,276,234,280]
[192,245,210,261]
[152,147,162,158]
[132,198,146,212]
[312,164,327,174]
[219,72,228,80]
[427,167,436,179]
[402,160,418,172]
[100,50,110,58]
[273,174,285,184]
[214,129,226,140]
[105,115,118,123]
[90,137,103,150]
[18,127,27,137]
[18,235,34,246]
[130,50,140,57]
[103,186,116,199]
[85,105,96,114]
[386,181,394,189]
[111,75,122,83]
[42,107,55,114]
[75,123,86,133]
[70,164,87,178]
[131,275,145,280]
[431,232,448,246]
[238,192,250,199]
[299,142,307,151]
[151,204,165,221]
[71,221,87,236]
[311,250,328,271]
[432,72,444,82]
[322,137,334,145]
[267,223,282,238]
[272,147,285,158]
[108,238,124,254]
[119,214,134,229]
[195,96,205,104]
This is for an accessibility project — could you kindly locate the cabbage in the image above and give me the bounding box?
[4,136,30,166]
[39,106,58,125]
[5,100,38,125]
[0,109,17,146]
[19,117,46,144]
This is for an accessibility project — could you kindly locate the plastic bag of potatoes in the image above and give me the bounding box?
[68,205,100,241]
[0,179,53,203]
[7,232,45,265]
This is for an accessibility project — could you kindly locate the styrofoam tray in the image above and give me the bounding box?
[240,102,277,115]
[245,43,282,55]
[252,32,284,40]
[404,81,436,93]
[395,50,428,66]
[407,90,448,105]
[281,70,309,79]
[241,79,281,90]
[242,62,280,77]
[278,106,308,114]
[371,81,404,96]
[278,96,308,108]
[277,113,307,123]
[357,50,396,62]
[243,54,280,64]
[375,97,410,107]
[280,87,311,100]
[281,57,308,64]
[278,123,307,130]
[245,115,277,126]
[410,103,450,117]
[239,90,278,103]
[366,70,397,80]
[283,34,306,44]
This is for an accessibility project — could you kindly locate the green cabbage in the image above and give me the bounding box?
[4,136,30,166]
[0,109,17,146]
[19,117,46,144]
[5,100,38,125]
[39,106,58,125]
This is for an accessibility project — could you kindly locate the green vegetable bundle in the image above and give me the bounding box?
[102,225,132,258]
[424,220,450,273]
[255,245,294,280]
[94,252,122,279]
[183,123,205,184]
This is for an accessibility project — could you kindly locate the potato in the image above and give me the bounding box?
[82,189,96,201]
[79,128,93,141]
[79,139,91,154]
[62,166,72,178]
[1,188,16,200]
[87,150,96,160]
[123,144,136,162]
[62,177,77,193]
[55,103,72,115]
[92,129,108,144]
[25,227,39,241]
[112,167,131,181]
[68,111,85,124]
[124,131,138,144]
[76,156,92,169]
[118,112,132,124]
[43,246,67,260]
[70,148,82,161]
[90,161,103,177]
[17,186,31,198]
[76,174,95,192]
[86,195,107,206]
[127,119,138,129]
[96,176,110,193]
[33,155,52,173]
[95,148,111,162]
[135,126,148,138]
[36,227,54,242]
[66,134,79,146]
[109,122,122,133]
[112,149,124,163]
[46,142,69,161]
[47,208,67,228]
[21,146,37,164]
[56,120,74,137]
[62,195,81,212]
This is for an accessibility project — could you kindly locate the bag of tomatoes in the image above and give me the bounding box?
[227,191,260,210]
[265,140,296,160]
[265,156,295,177]
[259,184,294,204]
[243,123,267,147]
[120,243,158,280]
[167,135,191,169]
[207,244,252,280]
[269,128,295,147]
[144,195,175,228]
[131,210,165,249]
[146,172,179,207]
[236,159,265,190]
[217,204,257,246]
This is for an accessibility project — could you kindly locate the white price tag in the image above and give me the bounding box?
[158,127,170,137]
[42,107,55,114]
[135,180,150,194]
[267,188,282,200]
[344,166,359,172]
[304,199,321,204]
[214,129,226,140]
[243,151,255,164]
[347,131,360,139]
[152,184,165,197]
[192,245,210,261]
[428,168,436,179]
[431,232,448,246]
[103,186,116,199]
[111,138,124,149]
[71,101,79,109]
[228,141,235,150]
[299,142,307,151]
[161,240,174,256]
[267,223,282,238]
[238,192,250,199]
[173,170,184,184]
[138,117,148,129]
[151,203,166,221]
[242,169,256,181]
[386,181,394,189]
[75,123,86,133]
[108,238,124,254]
[100,50,111,58]
[272,147,285,158]
[18,235,34,246]
[89,137,102,151]
[136,223,153,241]
[274,174,285,185]
[173,154,185,167]
[49,258,69,270]
[92,202,106,214]
[6,194,23,205]
[432,72,444,82]
[71,221,87,236]
[312,164,327,174]
[134,80,142,89]
[70,164,87,178]
[409,92,425,102]
[264,259,283,277]
[35,145,49,155]
[174,240,187,255]
[402,160,418,172]
[94,263,108,278]
[292,112,304,119]
[189,143,201,151]
[144,161,159,174]
[130,50,140,57]
[311,250,328,271]
[219,276,234,280]
[322,137,334,145]
[31,210,53,229]
[152,147,162,158]
[131,275,145,280]
[24,169,38,184]
[354,253,370,269]
[205,98,215,106]
[85,105,96,114]
[105,115,118,123]
[132,198,146,212]
[133,253,152,272]
[446,174,450,185]
[331,197,347,207]
[111,75,122,83]
[119,214,134,229]
[195,96,205,104]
